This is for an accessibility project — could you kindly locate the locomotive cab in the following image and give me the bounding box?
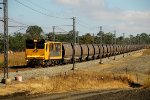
[25,39,45,60]
[25,39,45,66]
[25,39,62,67]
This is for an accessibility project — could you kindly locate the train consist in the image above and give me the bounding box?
[25,39,149,67]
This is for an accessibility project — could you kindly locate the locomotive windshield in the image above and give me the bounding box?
[26,40,35,49]
[26,39,45,49]
[36,42,45,49]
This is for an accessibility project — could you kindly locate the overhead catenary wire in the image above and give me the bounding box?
[76,18,99,35]
[15,0,70,19]
[76,18,97,30]
[55,26,69,34]
[8,18,69,34]
[76,19,91,29]
[8,18,29,26]
[8,18,29,33]
[24,0,50,12]
[13,26,28,33]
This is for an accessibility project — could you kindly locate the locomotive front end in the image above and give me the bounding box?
[25,39,45,66]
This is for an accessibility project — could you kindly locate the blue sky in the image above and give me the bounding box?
[0,0,150,37]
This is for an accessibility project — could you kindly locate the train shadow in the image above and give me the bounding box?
[9,65,31,69]
[128,81,142,88]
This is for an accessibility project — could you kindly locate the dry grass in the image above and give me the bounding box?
[0,53,3,67]
[142,49,150,56]
[0,71,133,96]
[0,52,26,67]
[143,77,150,88]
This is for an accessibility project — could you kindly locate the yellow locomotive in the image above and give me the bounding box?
[25,39,62,67]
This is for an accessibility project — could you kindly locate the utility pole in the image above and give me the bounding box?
[93,33,94,44]
[113,30,116,60]
[77,31,79,43]
[1,0,11,84]
[99,26,102,44]
[148,34,150,44]
[72,17,76,71]
[138,35,140,45]
[123,33,125,57]
[73,17,76,44]
[4,0,8,79]
[129,35,132,55]
[99,26,103,64]
[52,26,55,41]
[111,33,114,44]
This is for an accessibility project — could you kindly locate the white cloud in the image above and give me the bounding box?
[56,0,106,8]
[55,0,150,34]
[56,0,80,6]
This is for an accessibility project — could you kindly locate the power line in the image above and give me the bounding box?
[8,25,28,27]
[8,18,70,34]
[77,19,90,26]
[76,21,90,29]
[55,26,68,33]
[76,19,90,29]
[7,18,29,33]
[24,0,53,13]
[15,0,70,19]
[8,18,29,26]
[76,18,97,30]
[13,26,28,33]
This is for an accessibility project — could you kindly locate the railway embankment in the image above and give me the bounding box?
[0,49,150,98]
[0,50,142,82]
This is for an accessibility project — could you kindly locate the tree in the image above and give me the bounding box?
[26,25,43,40]
[140,33,149,44]
[80,33,93,44]
[103,32,115,44]
[117,36,123,44]
[9,32,26,51]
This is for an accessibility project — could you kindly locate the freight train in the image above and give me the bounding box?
[25,39,149,67]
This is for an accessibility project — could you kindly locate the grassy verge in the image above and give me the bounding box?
[142,49,150,56]
[0,52,26,67]
[0,71,134,96]
[143,77,150,88]
[0,53,3,67]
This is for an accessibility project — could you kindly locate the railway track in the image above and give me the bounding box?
[0,50,141,81]
[0,49,135,74]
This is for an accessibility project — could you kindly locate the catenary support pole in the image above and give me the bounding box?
[99,26,103,64]
[123,33,125,57]
[72,17,76,71]
[52,26,55,41]
[2,0,11,84]
[113,30,116,60]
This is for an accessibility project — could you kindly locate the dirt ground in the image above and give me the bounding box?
[0,49,150,99]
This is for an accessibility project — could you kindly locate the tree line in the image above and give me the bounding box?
[0,25,150,52]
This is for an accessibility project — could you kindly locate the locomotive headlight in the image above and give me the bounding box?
[34,40,37,42]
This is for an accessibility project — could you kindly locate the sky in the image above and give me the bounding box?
[0,0,150,37]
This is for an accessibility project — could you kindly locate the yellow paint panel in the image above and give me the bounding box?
[25,49,45,60]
